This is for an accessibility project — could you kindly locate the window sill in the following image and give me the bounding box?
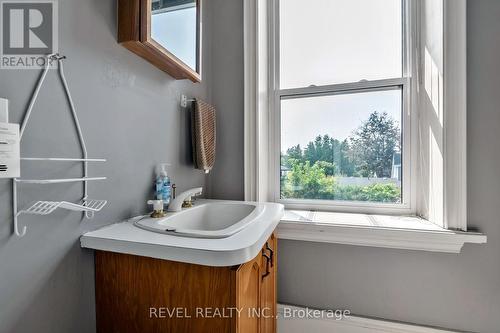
[277,211,486,253]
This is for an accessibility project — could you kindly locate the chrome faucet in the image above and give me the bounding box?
[167,187,203,212]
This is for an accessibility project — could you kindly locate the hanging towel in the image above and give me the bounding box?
[192,99,216,173]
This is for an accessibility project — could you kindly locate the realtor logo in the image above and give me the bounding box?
[1,0,58,69]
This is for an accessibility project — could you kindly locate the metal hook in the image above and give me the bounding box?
[180,94,195,108]
[48,53,66,61]
[14,220,27,237]
[13,181,27,237]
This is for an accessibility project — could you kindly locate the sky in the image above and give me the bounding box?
[280,0,402,150]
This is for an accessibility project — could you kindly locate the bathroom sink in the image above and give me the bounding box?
[134,201,264,238]
[82,200,284,266]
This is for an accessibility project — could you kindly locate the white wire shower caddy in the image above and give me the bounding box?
[12,54,107,237]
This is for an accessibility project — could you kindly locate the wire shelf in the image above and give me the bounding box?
[21,157,106,162]
[21,199,107,216]
[22,201,60,215]
[16,177,106,184]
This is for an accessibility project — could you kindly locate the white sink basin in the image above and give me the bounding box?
[134,201,263,238]
[81,200,284,266]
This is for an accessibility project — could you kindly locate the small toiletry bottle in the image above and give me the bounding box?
[155,164,171,206]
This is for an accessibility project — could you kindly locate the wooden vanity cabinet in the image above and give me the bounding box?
[95,233,277,333]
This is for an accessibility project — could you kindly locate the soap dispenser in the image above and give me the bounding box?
[155,163,172,207]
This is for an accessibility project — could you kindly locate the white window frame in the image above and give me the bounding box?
[442,0,467,231]
[269,0,416,215]
[244,0,484,250]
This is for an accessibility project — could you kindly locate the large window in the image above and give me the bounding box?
[275,0,410,210]
[246,0,472,239]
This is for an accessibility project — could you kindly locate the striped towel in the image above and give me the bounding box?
[192,100,216,173]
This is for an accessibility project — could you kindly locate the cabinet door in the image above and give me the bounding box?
[260,233,277,333]
[236,256,262,333]
[236,233,277,333]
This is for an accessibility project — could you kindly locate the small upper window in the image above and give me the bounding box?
[277,0,409,208]
[279,0,403,89]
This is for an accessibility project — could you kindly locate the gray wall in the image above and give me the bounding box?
[210,1,500,332]
[207,0,245,201]
[1,0,499,332]
[0,0,213,332]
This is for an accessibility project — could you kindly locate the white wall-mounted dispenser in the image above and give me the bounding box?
[0,97,20,178]
[0,119,21,178]
[0,97,8,123]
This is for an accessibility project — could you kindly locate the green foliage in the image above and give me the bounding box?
[339,139,355,176]
[282,161,335,199]
[333,183,401,203]
[281,111,401,179]
[349,111,401,178]
[315,161,337,177]
[281,153,401,203]
[282,145,303,171]
[280,111,402,203]
[286,134,356,176]
[286,144,303,161]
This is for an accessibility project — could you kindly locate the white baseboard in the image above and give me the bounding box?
[278,305,462,333]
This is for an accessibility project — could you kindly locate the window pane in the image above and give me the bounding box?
[279,0,403,89]
[280,88,403,203]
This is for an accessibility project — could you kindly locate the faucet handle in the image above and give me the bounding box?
[167,187,203,212]
[147,199,166,218]
[182,198,193,208]
[147,199,164,210]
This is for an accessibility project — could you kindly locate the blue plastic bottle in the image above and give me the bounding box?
[155,163,171,206]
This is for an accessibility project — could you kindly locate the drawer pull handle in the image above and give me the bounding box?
[266,242,274,267]
[262,250,271,279]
